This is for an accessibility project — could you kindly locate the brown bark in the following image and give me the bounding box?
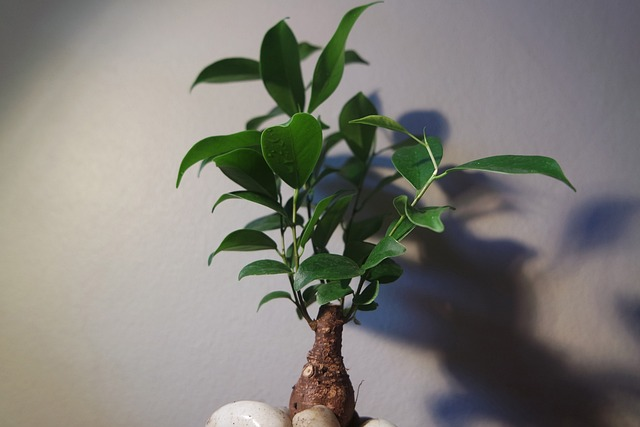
[289,305,355,427]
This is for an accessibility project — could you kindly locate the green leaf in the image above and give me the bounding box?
[209,229,278,265]
[353,281,379,305]
[344,241,375,265]
[347,215,385,242]
[359,173,401,209]
[239,259,291,280]
[349,114,408,134]
[345,50,369,65]
[357,301,378,312]
[361,236,406,270]
[393,195,452,233]
[213,148,278,199]
[445,155,576,191]
[260,20,305,116]
[299,42,321,60]
[367,258,403,283]
[299,193,338,249]
[261,113,323,189]
[257,291,292,312]
[311,192,354,250]
[316,281,353,305]
[293,254,363,291]
[386,217,415,241]
[176,130,261,187]
[191,58,260,90]
[308,2,379,112]
[339,157,367,186]
[212,191,288,219]
[392,141,443,190]
[339,92,378,161]
[245,213,284,231]
[246,106,285,130]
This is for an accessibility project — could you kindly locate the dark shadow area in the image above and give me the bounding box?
[321,107,640,426]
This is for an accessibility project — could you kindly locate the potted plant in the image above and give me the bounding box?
[177,3,575,426]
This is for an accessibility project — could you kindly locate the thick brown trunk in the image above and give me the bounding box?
[289,305,355,427]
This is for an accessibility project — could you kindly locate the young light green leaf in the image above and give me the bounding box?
[260,20,305,116]
[444,155,576,191]
[349,114,408,134]
[246,106,285,130]
[353,281,379,305]
[339,92,378,161]
[257,291,292,312]
[308,2,380,112]
[316,281,353,305]
[238,259,291,280]
[261,113,323,188]
[361,236,406,271]
[176,130,261,187]
[191,58,260,90]
[392,142,443,190]
[209,229,278,265]
[293,253,363,291]
[213,148,278,199]
[212,191,288,219]
[393,195,452,233]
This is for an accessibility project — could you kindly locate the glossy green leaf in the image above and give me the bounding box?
[176,130,261,187]
[238,259,291,280]
[212,191,288,218]
[445,155,576,191]
[308,2,379,112]
[293,253,363,291]
[393,195,452,233]
[261,113,323,188]
[367,258,403,283]
[299,42,321,60]
[345,50,369,65]
[344,241,375,266]
[339,92,378,161]
[361,236,406,270]
[209,229,278,265]
[213,148,277,199]
[357,301,378,311]
[311,192,354,250]
[257,291,292,311]
[246,106,284,130]
[260,20,305,116]
[191,58,260,90]
[353,281,379,305]
[245,213,284,231]
[316,281,353,305]
[392,141,443,190]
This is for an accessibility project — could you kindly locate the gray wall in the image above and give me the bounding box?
[1,0,639,425]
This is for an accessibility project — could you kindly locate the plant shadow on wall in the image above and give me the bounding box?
[350,110,612,426]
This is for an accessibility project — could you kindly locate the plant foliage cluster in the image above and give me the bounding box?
[178,3,574,326]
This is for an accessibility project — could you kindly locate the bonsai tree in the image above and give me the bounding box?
[177,3,575,426]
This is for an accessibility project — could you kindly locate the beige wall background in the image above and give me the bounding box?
[1,0,639,426]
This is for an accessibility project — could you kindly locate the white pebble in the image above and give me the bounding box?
[360,419,398,427]
[206,400,292,427]
[292,405,340,427]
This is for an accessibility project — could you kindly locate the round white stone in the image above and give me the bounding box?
[206,400,292,427]
[360,419,398,427]
[292,405,340,427]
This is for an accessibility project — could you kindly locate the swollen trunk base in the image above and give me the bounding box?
[289,305,355,427]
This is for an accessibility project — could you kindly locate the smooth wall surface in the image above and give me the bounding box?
[1,1,639,426]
